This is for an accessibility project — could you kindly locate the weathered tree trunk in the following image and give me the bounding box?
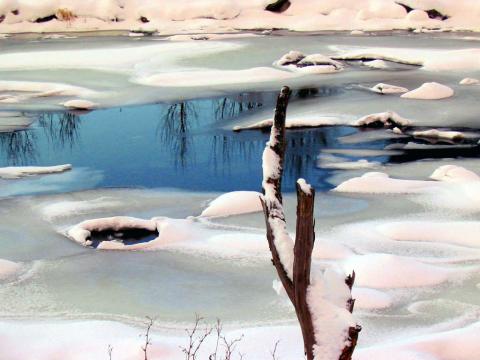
[260,86,361,360]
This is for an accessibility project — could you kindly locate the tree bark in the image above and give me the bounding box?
[260,86,361,360]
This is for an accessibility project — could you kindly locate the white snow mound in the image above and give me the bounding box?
[401,82,454,100]
[200,191,263,217]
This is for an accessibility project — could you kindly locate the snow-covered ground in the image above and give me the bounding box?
[0,0,480,34]
[0,28,480,360]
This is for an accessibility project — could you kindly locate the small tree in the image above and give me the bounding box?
[260,86,361,360]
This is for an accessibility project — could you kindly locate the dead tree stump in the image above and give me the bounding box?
[260,86,361,360]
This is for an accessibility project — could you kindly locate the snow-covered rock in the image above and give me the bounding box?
[401,82,454,100]
[460,77,480,85]
[274,50,305,66]
[275,51,343,74]
[363,59,389,69]
[0,164,72,179]
[412,129,465,141]
[352,111,412,127]
[200,191,262,217]
[61,99,98,110]
[430,165,480,182]
[370,83,409,94]
[297,54,343,70]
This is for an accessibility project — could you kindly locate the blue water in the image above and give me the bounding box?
[0,90,424,196]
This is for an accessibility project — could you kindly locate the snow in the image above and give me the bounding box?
[342,253,452,288]
[233,116,345,131]
[333,165,480,194]
[401,82,454,100]
[297,178,312,195]
[352,111,412,127]
[0,164,72,179]
[0,259,20,280]
[308,267,357,360]
[40,197,124,221]
[317,155,381,170]
[412,129,465,141]
[67,216,193,250]
[274,50,305,66]
[200,191,263,217]
[235,111,412,131]
[0,80,97,98]
[378,221,480,248]
[333,171,437,194]
[429,164,480,182]
[0,111,36,132]
[61,99,98,110]
[363,60,389,69]
[334,48,480,72]
[356,322,480,360]
[460,77,480,85]
[370,83,409,94]
[275,51,343,74]
[351,288,393,310]
[135,67,296,87]
[0,0,479,34]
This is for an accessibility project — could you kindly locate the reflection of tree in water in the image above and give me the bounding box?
[38,112,81,149]
[0,130,37,166]
[157,102,197,168]
[209,129,332,186]
[213,92,264,121]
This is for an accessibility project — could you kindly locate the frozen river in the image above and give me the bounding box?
[0,32,479,359]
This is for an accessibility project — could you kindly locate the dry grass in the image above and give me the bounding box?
[55,8,76,21]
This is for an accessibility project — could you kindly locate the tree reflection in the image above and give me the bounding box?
[0,130,37,166]
[157,102,197,168]
[38,112,81,149]
[213,93,264,121]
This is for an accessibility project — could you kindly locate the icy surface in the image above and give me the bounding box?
[0,32,480,360]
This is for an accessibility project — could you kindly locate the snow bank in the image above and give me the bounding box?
[1,0,479,34]
[370,83,409,94]
[135,67,296,87]
[235,111,412,131]
[334,165,480,194]
[200,191,262,217]
[40,197,124,221]
[318,159,380,170]
[351,287,393,310]
[0,111,36,132]
[334,48,480,72]
[412,129,465,141]
[343,253,451,288]
[378,221,480,248]
[0,259,20,280]
[0,80,98,98]
[401,82,454,100]
[67,216,193,250]
[357,322,480,360]
[333,171,434,194]
[233,116,346,131]
[0,164,72,179]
